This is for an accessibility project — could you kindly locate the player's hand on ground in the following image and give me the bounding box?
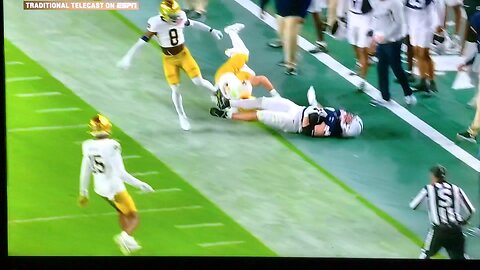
[78,195,89,207]
[139,182,154,193]
[117,56,131,70]
[211,29,223,40]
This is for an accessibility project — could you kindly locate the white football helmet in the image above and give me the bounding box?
[341,115,363,137]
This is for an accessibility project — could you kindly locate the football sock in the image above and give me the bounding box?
[191,76,216,93]
[170,85,187,117]
[230,98,262,109]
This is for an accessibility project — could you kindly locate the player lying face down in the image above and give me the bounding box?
[210,86,363,138]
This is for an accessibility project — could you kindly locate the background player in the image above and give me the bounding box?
[117,0,223,131]
[344,0,373,91]
[405,0,442,93]
[210,86,363,138]
[78,114,154,255]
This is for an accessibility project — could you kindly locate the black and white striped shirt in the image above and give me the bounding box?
[410,182,476,227]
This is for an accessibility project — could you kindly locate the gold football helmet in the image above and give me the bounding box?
[159,0,181,22]
[89,114,112,137]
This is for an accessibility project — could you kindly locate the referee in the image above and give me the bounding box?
[410,165,476,259]
[368,0,417,107]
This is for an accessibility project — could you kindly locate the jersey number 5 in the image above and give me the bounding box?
[169,29,179,46]
[89,155,105,174]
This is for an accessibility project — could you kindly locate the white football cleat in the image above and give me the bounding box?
[178,115,191,131]
[404,95,417,106]
[114,234,131,256]
[307,86,318,106]
[224,23,245,34]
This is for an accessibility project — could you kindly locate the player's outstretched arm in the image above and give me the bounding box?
[117,31,156,69]
[187,20,223,40]
[409,187,427,210]
[78,155,92,206]
[111,146,154,192]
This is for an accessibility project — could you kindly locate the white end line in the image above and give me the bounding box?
[136,188,182,194]
[6,61,24,65]
[175,223,224,229]
[197,241,245,248]
[131,171,159,176]
[234,0,480,173]
[8,124,87,132]
[36,107,81,113]
[6,76,42,82]
[123,155,142,159]
[16,92,62,97]
[9,205,203,224]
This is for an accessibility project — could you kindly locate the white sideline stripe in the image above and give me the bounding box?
[36,107,81,113]
[197,241,245,248]
[131,171,159,176]
[8,205,203,224]
[123,155,141,159]
[16,92,62,97]
[6,61,24,65]
[136,188,182,194]
[235,0,480,173]
[6,76,42,82]
[175,223,224,229]
[8,124,86,132]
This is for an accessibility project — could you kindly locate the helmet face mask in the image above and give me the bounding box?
[89,114,112,137]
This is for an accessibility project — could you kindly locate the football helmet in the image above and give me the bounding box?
[89,114,112,137]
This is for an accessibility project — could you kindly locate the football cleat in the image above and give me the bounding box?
[178,115,191,131]
[369,98,391,107]
[215,89,230,109]
[210,107,228,118]
[309,41,328,54]
[268,39,283,48]
[357,81,366,92]
[114,234,132,256]
[428,80,438,93]
[456,131,477,144]
[404,95,417,106]
[285,67,297,76]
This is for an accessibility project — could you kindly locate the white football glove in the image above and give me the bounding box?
[210,29,223,40]
[117,56,132,70]
[138,182,154,193]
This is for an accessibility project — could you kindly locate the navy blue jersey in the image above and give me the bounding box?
[405,0,433,10]
[320,107,343,138]
[260,0,312,18]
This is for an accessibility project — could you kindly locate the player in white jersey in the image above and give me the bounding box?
[117,0,223,131]
[79,114,154,255]
[210,86,363,138]
[405,0,442,93]
[344,0,374,91]
[308,0,329,53]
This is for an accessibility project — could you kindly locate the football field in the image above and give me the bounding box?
[6,0,480,257]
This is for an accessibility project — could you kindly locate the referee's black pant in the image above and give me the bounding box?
[376,40,413,101]
[420,226,466,259]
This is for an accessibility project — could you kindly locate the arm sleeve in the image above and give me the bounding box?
[110,144,144,188]
[188,19,212,32]
[409,187,428,210]
[79,155,91,197]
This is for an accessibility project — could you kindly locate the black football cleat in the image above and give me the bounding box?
[215,89,230,109]
[210,107,228,118]
[456,131,477,144]
[429,80,438,93]
[285,67,298,76]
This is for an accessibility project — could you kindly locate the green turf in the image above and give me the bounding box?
[6,39,276,256]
